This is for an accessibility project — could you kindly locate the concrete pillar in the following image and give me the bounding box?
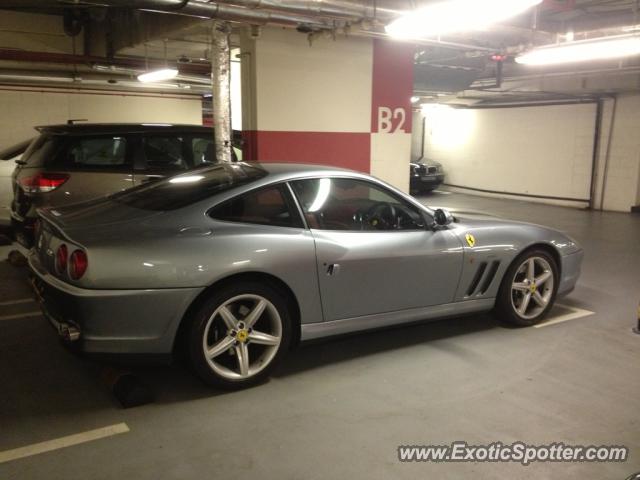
[211,21,233,163]
[239,27,414,192]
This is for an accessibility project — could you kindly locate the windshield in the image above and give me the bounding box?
[111,163,268,211]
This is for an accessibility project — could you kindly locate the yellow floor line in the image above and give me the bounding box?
[534,304,595,328]
[0,423,130,464]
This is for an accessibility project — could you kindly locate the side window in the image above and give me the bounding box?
[142,136,187,171]
[62,137,129,169]
[192,137,215,166]
[290,178,425,231]
[191,135,239,165]
[209,185,303,228]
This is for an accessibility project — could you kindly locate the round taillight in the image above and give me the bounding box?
[55,244,68,273]
[69,250,88,280]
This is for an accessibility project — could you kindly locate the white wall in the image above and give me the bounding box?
[416,97,640,212]
[419,103,597,207]
[0,87,202,221]
[0,87,203,147]
[252,28,373,133]
[411,110,423,161]
[592,94,640,212]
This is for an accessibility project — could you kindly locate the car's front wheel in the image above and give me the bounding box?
[186,282,292,389]
[496,249,559,326]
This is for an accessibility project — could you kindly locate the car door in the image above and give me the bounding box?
[289,177,464,322]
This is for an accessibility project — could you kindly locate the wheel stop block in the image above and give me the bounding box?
[101,367,154,408]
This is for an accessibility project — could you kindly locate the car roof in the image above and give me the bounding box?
[35,123,215,135]
[255,162,354,175]
[244,162,361,184]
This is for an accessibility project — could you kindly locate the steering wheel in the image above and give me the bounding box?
[364,202,397,230]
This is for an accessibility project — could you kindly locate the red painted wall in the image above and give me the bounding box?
[371,39,414,134]
[243,130,371,172]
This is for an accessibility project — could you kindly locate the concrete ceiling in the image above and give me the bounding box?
[0,0,638,101]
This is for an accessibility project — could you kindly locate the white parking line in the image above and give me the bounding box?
[0,423,130,464]
[534,304,595,328]
[0,298,35,306]
[0,311,42,321]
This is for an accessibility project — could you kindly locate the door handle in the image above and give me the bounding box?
[326,263,341,276]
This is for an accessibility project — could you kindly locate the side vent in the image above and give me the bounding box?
[478,261,501,295]
[466,262,487,297]
[466,260,501,297]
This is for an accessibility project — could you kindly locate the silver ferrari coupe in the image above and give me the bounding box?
[29,163,583,388]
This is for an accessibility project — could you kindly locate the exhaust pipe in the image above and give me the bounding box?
[59,323,81,342]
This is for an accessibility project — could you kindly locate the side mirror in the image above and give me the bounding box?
[433,208,454,227]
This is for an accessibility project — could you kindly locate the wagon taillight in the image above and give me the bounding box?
[19,173,69,193]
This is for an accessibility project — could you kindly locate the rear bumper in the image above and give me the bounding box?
[558,249,584,296]
[29,251,203,355]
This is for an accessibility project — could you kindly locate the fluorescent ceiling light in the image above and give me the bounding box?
[516,35,640,66]
[137,68,179,83]
[385,0,542,39]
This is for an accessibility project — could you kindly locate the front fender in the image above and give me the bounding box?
[450,219,581,301]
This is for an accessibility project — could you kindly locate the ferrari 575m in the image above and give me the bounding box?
[29,163,583,388]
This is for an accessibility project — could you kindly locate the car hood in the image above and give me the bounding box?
[443,209,581,255]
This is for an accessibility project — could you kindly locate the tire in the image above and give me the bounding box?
[186,281,292,389]
[495,249,559,326]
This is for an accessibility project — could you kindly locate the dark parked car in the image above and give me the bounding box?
[10,123,238,248]
[410,159,445,194]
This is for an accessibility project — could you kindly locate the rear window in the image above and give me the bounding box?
[22,135,60,167]
[111,163,268,211]
[66,137,128,168]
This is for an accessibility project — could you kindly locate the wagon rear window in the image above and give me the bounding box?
[111,163,267,211]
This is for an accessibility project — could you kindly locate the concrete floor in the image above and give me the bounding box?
[0,191,639,479]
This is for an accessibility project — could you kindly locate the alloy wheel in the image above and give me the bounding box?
[202,294,282,380]
[510,256,555,320]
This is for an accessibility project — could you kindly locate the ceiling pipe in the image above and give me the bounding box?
[0,0,409,21]
[215,0,412,20]
[0,48,212,75]
[0,0,500,53]
[15,0,339,29]
[470,65,640,88]
[0,70,210,93]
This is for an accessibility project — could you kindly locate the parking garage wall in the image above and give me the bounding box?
[418,103,598,208]
[416,97,640,212]
[0,87,203,148]
[592,94,640,212]
[241,28,414,192]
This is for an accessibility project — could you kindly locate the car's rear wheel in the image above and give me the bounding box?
[496,249,559,326]
[186,282,292,389]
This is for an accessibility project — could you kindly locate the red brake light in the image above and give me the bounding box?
[69,249,88,280]
[55,244,68,273]
[20,173,69,193]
